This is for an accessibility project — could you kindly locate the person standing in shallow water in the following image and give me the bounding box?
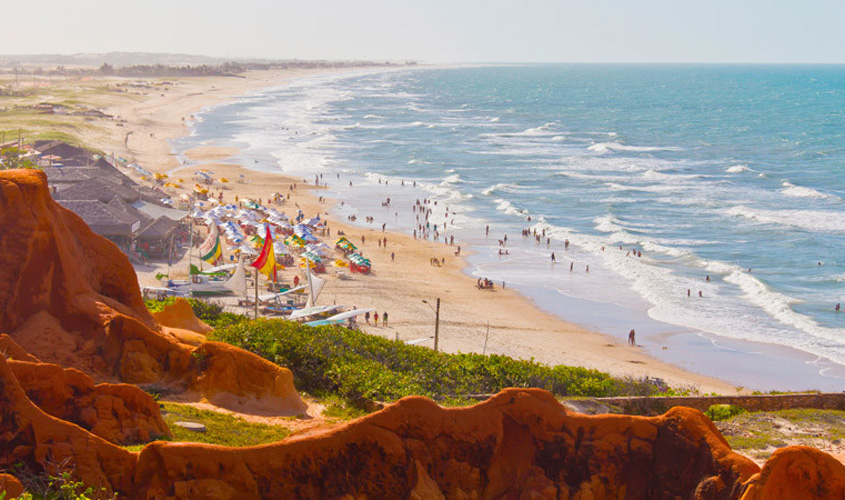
[628,329,636,346]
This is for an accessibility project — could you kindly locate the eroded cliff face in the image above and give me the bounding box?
[134,388,763,500]
[9,359,170,445]
[0,170,306,417]
[1,361,842,500]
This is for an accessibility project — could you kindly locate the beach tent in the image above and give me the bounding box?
[335,238,357,251]
[285,234,306,247]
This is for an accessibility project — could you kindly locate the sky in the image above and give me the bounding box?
[3,0,844,63]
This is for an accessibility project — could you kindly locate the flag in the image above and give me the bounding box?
[251,226,278,282]
[198,224,223,265]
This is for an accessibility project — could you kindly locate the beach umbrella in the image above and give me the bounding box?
[219,178,229,183]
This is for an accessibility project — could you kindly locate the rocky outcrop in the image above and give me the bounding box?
[9,360,170,445]
[131,388,763,499]
[152,298,213,335]
[0,355,137,494]
[0,170,305,416]
[0,473,24,498]
[0,333,39,363]
[739,446,845,500]
[0,347,843,499]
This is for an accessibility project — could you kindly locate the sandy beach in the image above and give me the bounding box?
[86,67,738,395]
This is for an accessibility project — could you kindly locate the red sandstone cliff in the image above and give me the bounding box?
[0,169,306,416]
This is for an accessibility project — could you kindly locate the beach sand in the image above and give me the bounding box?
[87,68,737,395]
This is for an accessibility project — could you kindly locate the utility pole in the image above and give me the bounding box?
[483,321,490,355]
[434,297,440,352]
[254,270,259,319]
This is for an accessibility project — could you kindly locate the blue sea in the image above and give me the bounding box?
[174,65,845,391]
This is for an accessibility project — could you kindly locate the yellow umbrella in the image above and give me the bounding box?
[177,178,185,183]
[219,178,229,183]
[139,176,147,181]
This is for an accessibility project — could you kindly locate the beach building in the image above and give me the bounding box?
[54,177,141,204]
[57,200,135,247]
[135,216,182,258]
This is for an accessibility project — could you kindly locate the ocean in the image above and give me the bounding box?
[173,64,845,391]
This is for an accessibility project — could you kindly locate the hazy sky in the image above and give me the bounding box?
[4,0,844,63]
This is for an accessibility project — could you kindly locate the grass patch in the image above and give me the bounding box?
[717,409,845,458]
[158,402,291,447]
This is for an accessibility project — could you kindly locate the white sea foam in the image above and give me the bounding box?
[593,215,624,233]
[605,182,688,193]
[780,181,832,199]
[495,199,528,217]
[726,164,751,173]
[490,117,500,123]
[440,174,462,186]
[481,183,517,196]
[725,206,845,233]
[588,142,680,154]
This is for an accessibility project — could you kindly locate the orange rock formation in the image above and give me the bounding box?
[9,359,170,445]
[152,298,213,335]
[740,446,845,500]
[0,169,305,416]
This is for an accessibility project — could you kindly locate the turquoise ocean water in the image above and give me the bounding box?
[174,65,845,391]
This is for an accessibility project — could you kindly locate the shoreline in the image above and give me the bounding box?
[105,67,739,395]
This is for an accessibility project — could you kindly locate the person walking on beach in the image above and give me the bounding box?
[391,252,395,262]
[551,252,556,263]
[365,311,370,324]
[628,329,636,346]
[373,312,379,326]
[383,312,388,326]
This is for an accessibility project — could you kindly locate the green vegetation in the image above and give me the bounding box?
[716,408,845,460]
[3,467,116,499]
[153,402,292,448]
[705,404,746,421]
[0,146,37,169]
[209,317,660,406]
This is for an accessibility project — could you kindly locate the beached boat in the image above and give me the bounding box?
[162,273,233,296]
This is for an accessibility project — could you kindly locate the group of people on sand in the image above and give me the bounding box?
[477,278,495,290]
[364,310,389,327]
